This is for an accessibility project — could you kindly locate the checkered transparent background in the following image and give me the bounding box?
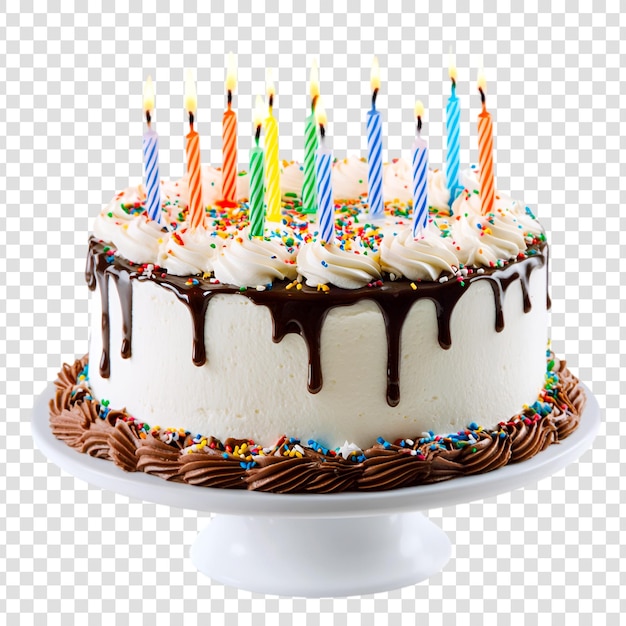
[1,0,624,623]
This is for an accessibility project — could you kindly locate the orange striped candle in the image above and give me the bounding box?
[219,52,238,208]
[184,70,204,229]
[477,67,495,215]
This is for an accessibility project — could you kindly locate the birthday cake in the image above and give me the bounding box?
[49,160,585,492]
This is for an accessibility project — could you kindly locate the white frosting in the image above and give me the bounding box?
[92,162,544,287]
[383,159,412,203]
[159,227,220,276]
[332,156,369,200]
[213,228,298,287]
[380,225,459,281]
[297,241,381,289]
[93,189,164,264]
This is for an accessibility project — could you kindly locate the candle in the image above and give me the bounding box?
[314,98,334,244]
[219,52,238,208]
[301,59,319,214]
[477,66,495,215]
[412,100,429,238]
[446,50,461,208]
[142,75,162,224]
[184,69,204,229]
[366,56,384,220]
[264,69,281,223]
[249,96,265,238]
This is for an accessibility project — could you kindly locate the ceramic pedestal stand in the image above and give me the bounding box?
[32,383,599,597]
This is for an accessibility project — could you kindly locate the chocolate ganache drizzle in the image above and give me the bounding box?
[87,237,549,406]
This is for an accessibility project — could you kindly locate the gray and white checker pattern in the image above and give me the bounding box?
[1,0,623,622]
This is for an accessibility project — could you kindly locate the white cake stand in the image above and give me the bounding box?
[31,383,599,597]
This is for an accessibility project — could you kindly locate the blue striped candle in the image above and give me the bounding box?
[142,76,162,223]
[446,83,461,208]
[446,55,461,208]
[314,99,334,243]
[366,56,384,219]
[412,101,428,238]
[143,126,162,223]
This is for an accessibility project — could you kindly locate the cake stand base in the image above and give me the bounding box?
[32,381,599,597]
[191,511,450,597]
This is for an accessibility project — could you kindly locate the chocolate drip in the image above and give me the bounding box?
[262,299,331,394]
[87,238,547,403]
[375,297,417,406]
[94,259,111,378]
[110,271,134,359]
[152,280,216,367]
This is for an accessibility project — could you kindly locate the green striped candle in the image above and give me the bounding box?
[249,96,265,238]
[301,59,319,214]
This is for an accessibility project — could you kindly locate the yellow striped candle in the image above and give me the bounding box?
[477,67,495,216]
[264,69,281,223]
[184,70,204,229]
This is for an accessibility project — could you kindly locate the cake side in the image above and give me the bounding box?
[86,237,549,447]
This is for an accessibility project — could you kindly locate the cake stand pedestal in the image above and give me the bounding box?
[31,384,599,597]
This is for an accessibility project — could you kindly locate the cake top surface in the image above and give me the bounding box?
[92,158,545,289]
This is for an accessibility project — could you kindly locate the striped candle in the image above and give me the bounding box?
[477,68,495,215]
[446,55,461,208]
[264,69,281,223]
[249,97,265,238]
[142,76,161,223]
[314,99,334,243]
[367,57,384,220]
[184,70,204,229]
[411,101,429,238]
[220,52,238,208]
[302,59,319,214]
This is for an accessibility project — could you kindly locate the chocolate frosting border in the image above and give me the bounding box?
[48,354,585,494]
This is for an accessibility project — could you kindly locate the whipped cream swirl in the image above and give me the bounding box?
[213,228,298,287]
[297,241,382,289]
[380,225,459,281]
[159,227,220,276]
[93,187,164,264]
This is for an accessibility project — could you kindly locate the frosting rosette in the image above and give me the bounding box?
[427,169,451,211]
[93,187,164,264]
[383,158,412,204]
[158,227,220,276]
[332,156,369,200]
[380,225,459,281]
[297,240,382,289]
[213,228,298,287]
[448,169,544,266]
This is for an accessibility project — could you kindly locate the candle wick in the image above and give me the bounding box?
[227,90,232,108]
[255,124,261,146]
[311,94,318,113]
[319,124,326,141]
[451,77,456,90]
[417,117,422,135]
[479,88,486,107]
[146,110,152,126]
[372,88,378,110]
[269,94,274,110]
[189,111,194,129]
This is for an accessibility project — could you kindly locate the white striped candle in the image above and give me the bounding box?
[314,99,334,243]
[143,126,162,223]
[366,56,384,219]
[142,76,162,223]
[411,101,428,238]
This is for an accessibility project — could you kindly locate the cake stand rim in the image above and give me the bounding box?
[31,381,600,518]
